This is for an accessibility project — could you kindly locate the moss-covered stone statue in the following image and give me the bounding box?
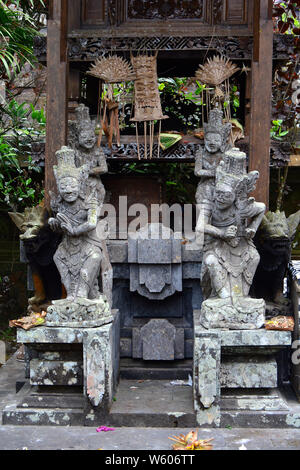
[198,147,266,329]
[47,146,112,327]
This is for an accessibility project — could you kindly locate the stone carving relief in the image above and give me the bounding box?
[128,223,182,300]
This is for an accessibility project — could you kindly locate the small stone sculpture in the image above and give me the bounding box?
[251,209,300,315]
[8,204,62,312]
[194,108,231,224]
[199,148,266,329]
[68,103,108,205]
[47,146,112,327]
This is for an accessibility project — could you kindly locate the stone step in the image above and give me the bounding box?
[17,393,84,410]
[119,359,192,380]
[105,379,196,427]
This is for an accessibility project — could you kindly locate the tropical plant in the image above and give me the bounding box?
[0,0,46,79]
[273,0,300,35]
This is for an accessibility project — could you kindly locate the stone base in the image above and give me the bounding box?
[46,297,112,328]
[193,310,292,427]
[200,296,265,330]
[2,310,120,425]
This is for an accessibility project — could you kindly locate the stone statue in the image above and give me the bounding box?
[194,108,231,224]
[68,103,108,205]
[47,146,111,327]
[68,104,113,306]
[198,147,266,329]
[251,209,300,315]
[8,204,62,312]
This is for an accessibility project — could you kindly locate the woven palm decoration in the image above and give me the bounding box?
[87,55,136,83]
[87,55,136,149]
[195,55,239,86]
[195,55,239,128]
[130,52,168,159]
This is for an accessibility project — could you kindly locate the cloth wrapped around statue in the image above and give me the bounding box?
[198,148,266,330]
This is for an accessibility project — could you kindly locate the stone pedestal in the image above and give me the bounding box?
[2,310,120,426]
[200,297,265,330]
[193,310,292,427]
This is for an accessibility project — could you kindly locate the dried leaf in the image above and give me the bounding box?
[9,311,47,330]
[265,316,294,331]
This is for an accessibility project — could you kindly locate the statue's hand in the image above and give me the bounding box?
[48,217,60,231]
[245,227,256,239]
[223,225,237,239]
[57,213,74,236]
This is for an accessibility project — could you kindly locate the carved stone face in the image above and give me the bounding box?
[215,186,235,210]
[205,132,222,154]
[78,128,96,149]
[58,177,80,203]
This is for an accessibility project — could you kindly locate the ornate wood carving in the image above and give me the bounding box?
[34,34,294,62]
[102,142,199,160]
[127,0,205,21]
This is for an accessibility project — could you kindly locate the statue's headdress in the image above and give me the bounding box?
[204,108,231,152]
[53,146,89,183]
[216,147,259,198]
[75,103,94,133]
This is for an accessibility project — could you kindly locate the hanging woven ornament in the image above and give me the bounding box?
[87,55,136,148]
[130,52,168,159]
[195,55,239,122]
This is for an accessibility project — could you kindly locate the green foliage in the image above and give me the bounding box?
[0,98,45,211]
[158,77,207,131]
[0,0,46,79]
[273,1,300,35]
[230,85,240,114]
[270,119,289,140]
[0,133,44,211]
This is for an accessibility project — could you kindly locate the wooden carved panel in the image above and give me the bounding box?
[212,0,248,25]
[127,0,205,21]
[81,0,105,26]
[78,0,251,30]
[224,0,247,24]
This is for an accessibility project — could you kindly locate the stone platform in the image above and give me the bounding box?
[2,310,120,426]
[193,309,293,427]
[2,307,300,428]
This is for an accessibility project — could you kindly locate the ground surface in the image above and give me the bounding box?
[1,351,300,450]
[1,425,300,450]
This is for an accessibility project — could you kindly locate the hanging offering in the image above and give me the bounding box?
[195,55,239,123]
[87,55,136,148]
[130,52,168,159]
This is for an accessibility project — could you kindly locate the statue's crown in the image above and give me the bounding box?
[75,104,91,124]
[53,146,88,181]
[216,147,259,197]
[204,108,224,136]
[216,148,247,192]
